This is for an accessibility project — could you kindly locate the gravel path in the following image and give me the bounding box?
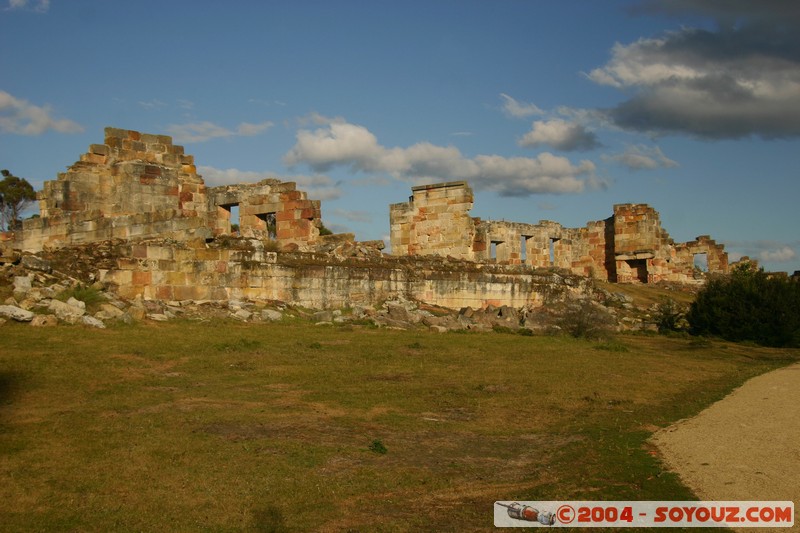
[652,363,800,532]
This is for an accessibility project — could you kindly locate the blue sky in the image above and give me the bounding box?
[1,0,798,272]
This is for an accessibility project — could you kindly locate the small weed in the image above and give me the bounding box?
[491,325,516,334]
[581,392,600,403]
[593,340,630,352]
[407,341,423,350]
[57,284,105,307]
[517,328,534,336]
[309,342,323,350]
[368,439,387,455]
[263,239,281,252]
[215,338,262,352]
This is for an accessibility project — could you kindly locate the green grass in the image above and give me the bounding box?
[1,320,797,531]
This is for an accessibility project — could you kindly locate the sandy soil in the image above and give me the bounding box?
[652,363,800,532]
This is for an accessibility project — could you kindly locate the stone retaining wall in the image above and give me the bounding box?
[98,241,587,310]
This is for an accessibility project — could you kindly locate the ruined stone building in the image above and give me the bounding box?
[16,128,323,253]
[390,181,728,283]
[0,127,731,312]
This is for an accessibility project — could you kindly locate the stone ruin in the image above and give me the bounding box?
[17,127,324,252]
[0,127,730,326]
[390,181,728,284]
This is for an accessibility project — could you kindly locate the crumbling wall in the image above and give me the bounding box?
[207,181,321,250]
[19,128,210,251]
[611,205,728,283]
[390,181,728,283]
[13,127,324,253]
[389,181,476,259]
[473,219,610,278]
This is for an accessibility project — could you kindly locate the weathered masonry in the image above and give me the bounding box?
[390,181,728,283]
[1,127,732,313]
[15,128,323,252]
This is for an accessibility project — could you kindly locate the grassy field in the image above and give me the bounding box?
[1,320,797,532]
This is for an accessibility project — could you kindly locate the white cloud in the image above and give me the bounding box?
[500,93,544,119]
[166,120,273,143]
[283,117,595,196]
[197,165,341,201]
[588,25,800,138]
[331,208,373,223]
[6,0,49,12]
[138,99,167,110]
[0,90,82,135]
[760,246,796,263]
[602,144,678,170]
[727,240,799,267]
[519,119,600,151]
[236,121,273,136]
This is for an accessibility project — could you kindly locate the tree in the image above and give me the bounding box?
[687,262,800,347]
[0,169,37,231]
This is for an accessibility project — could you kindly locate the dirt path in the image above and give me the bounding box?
[652,363,800,532]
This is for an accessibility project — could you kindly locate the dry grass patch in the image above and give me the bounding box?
[1,320,797,531]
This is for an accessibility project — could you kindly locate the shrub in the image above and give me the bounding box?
[368,439,387,454]
[263,239,280,252]
[687,263,800,347]
[556,300,615,340]
[654,297,687,334]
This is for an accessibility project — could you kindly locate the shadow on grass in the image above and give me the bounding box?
[0,371,22,406]
[251,505,288,533]
[0,371,25,431]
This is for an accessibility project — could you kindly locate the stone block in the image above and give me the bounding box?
[0,305,35,322]
[168,144,184,156]
[144,165,162,177]
[80,153,107,165]
[172,285,198,301]
[132,271,151,285]
[90,144,110,156]
[155,286,174,300]
[31,314,58,327]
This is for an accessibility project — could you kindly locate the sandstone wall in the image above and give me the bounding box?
[390,181,476,259]
[19,128,209,252]
[207,181,321,249]
[98,241,587,310]
[389,181,728,284]
[14,127,324,253]
[611,204,728,283]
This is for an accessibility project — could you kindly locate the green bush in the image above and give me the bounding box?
[57,284,105,307]
[687,263,800,347]
[368,439,387,455]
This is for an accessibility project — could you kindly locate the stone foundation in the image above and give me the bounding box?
[91,240,588,310]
